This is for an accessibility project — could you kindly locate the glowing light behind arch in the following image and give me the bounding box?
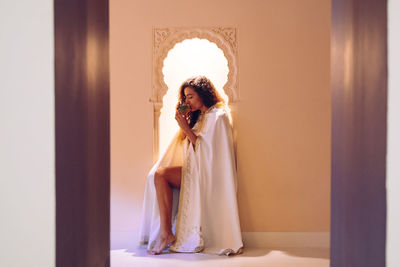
[160,38,229,156]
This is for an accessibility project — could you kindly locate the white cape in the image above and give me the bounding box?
[138,105,243,255]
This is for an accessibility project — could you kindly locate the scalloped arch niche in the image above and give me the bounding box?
[151,27,239,161]
[159,38,229,156]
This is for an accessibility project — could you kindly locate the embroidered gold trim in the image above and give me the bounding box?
[177,129,186,143]
[218,246,244,256]
[195,101,223,135]
[196,113,207,134]
[194,135,201,151]
[170,102,227,253]
[169,139,204,252]
[139,240,148,245]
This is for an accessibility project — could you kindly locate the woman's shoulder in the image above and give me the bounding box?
[206,102,228,116]
[206,103,231,124]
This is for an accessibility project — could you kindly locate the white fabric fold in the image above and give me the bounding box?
[138,104,243,255]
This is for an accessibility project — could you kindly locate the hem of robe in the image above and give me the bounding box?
[139,235,244,256]
[169,245,244,256]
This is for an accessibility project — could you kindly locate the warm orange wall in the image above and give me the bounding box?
[110,0,331,232]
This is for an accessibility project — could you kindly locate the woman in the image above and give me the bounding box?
[138,76,243,255]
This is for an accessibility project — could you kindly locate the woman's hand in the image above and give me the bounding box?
[175,110,197,145]
[175,110,190,131]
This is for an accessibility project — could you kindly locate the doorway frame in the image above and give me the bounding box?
[330,0,387,266]
[55,0,387,266]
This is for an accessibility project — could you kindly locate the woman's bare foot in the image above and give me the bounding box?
[148,233,176,255]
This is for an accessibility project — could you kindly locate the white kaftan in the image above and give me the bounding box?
[138,104,243,255]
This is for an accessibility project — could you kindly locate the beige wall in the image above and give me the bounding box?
[110,0,331,233]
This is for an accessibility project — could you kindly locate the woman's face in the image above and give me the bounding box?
[184,87,204,111]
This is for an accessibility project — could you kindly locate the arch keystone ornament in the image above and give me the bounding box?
[150,27,239,162]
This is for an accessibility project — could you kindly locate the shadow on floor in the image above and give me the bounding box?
[111,246,329,261]
[110,232,329,261]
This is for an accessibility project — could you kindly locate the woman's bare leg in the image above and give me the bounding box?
[149,166,182,254]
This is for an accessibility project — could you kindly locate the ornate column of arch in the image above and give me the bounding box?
[150,27,239,163]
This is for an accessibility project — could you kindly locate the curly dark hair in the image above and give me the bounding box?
[178,76,224,128]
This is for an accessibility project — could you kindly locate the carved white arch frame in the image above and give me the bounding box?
[150,27,239,162]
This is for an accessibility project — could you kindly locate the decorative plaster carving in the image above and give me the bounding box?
[211,27,238,54]
[151,27,239,104]
[153,28,172,52]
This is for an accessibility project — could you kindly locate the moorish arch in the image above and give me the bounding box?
[150,27,239,162]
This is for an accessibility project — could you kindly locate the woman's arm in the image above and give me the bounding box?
[175,110,197,144]
[182,127,197,144]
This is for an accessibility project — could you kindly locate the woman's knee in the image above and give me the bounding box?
[154,168,166,186]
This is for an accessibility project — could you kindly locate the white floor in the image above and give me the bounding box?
[111,246,330,267]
